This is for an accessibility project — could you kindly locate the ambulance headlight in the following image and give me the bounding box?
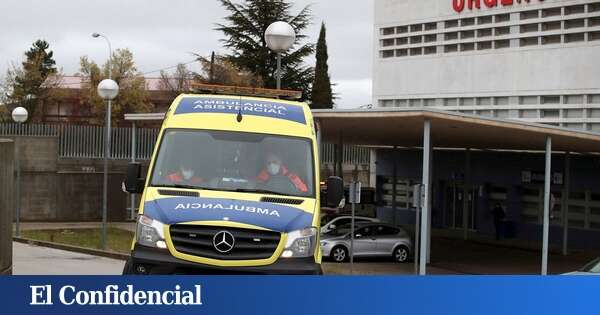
[136,215,167,249]
[282,227,317,258]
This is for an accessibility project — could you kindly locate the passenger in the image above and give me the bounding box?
[257,153,308,193]
[165,161,204,186]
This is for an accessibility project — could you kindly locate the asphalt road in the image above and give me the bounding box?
[12,242,125,275]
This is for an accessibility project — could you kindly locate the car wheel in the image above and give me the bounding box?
[393,246,409,263]
[331,246,348,263]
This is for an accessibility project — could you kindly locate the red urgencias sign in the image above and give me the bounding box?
[453,0,544,13]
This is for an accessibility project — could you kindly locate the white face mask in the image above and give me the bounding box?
[267,162,281,176]
[181,168,194,180]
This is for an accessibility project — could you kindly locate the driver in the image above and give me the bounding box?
[256,153,308,193]
[165,159,204,185]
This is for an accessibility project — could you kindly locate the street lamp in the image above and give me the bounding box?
[11,106,28,238]
[93,32,118,250]
[265,21,296,90]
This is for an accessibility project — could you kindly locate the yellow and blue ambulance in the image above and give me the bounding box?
[123,94,343,274]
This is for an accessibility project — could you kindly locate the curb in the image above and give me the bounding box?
[13,237,130,261]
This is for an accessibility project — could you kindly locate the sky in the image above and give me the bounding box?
[0,0,374,108]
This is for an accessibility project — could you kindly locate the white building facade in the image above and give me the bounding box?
[373,0,600,131]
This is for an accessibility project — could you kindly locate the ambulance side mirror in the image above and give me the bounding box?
[125,162,145,194]
[326,176,344,208]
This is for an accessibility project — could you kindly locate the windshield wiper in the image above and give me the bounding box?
[234,189,287,196]
[153,184,200,190]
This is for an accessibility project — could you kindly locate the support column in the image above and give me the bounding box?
[542,136,552,275]
[419,120,431,275]
[562,152,571,256]
[463,148,471,241]
[130,122,137,221]
[392,146,397,211]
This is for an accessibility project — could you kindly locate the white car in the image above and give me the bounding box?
[320,216,380,234]
[563,258,600,275]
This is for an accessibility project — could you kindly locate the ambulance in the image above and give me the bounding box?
[122,94,343,274]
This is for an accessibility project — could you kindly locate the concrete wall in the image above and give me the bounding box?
[10,136,143,222]
[0,139,14,275]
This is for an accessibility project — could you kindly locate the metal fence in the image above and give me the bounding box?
[0,123,370,164]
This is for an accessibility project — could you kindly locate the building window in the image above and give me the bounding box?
[445,20,459,28]
[410,24,423,32]
[395,49,408,57]
[478,15,493,25]
[566,109,584,118]
[589,109,600,118]
[460,43,475,51]
[444,44,458,53]
[520,10,539,20]
[589,17,600,27]
[423,99,436,106]
[495,27,511,36]
[519,96,538,105]
[477,28,493,38]
[381,50,395,58]
[494,97,509,106]
[476,97,492,106]
[424,46,437,55]
[565,4,585,15]
[444,98,458,106]
[520,109,539,118]
[461,18,475,27]
[565,33,585,43]
[495,14,510,23]
[409,47,423,56]
[445,32,459,40]
[564,95,584,104]
[590,3,600,13]
[409,99,421,107]
[588,95,600,104]
[565,19,586,29]
[495,110,509,118]
[542,7,562,18]
[382,27,395,36]
[424,34,437,43]
[380,100,394,107]
[424,22,437,31]
[541,110,560,118]
[520,23,539,33]
[460,98,475,106]
[520,37,539,47]
[396,37,408,46]
[541,35,561,45]
[410,36,423,44]
[461,30,475,39]
[382,39,395,47]
[477,41,492,50]
[541,96,560,104]
[396,26,408,34]
[541,21,561,31]
[395,100,407,107]
[477,110,493,117]
[494,40,510,49]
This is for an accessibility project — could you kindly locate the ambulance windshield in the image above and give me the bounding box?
[150,129,315,198]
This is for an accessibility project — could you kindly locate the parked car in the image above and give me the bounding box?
[563,258,600,275]
[320,216,380,234]
[320,223,412,263]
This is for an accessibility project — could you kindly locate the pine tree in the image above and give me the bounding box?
[3,40,61,121]
[216,0,315,100]
[311,22,333,109]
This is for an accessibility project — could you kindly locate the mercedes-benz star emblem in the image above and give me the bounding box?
[213,231,235,253]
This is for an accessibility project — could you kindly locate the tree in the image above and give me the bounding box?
[2,40,63,122]
[195,53,263,87]
[159,64,194,98]
[216,0,315,100]
[78,48,153,125]
[310,22,334,109]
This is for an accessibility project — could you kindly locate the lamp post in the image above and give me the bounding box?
[11,106,28,238]
[94,31,118,250]
[265,21,296,90]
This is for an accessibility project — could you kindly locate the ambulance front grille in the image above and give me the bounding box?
[169,225,281,261]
